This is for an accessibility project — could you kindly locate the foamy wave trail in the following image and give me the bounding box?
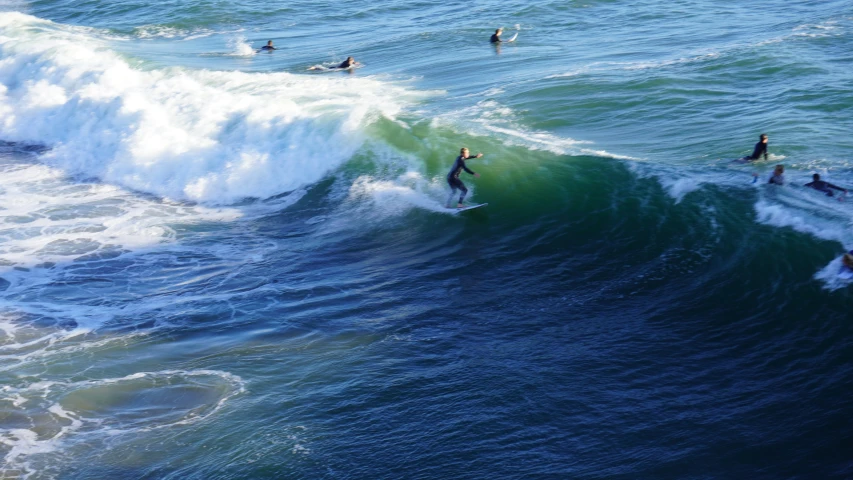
[753,184,853,288]
[0,12,427,204]
[0,369,244,478]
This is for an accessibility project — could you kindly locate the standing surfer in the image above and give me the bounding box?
[446,148,483,208]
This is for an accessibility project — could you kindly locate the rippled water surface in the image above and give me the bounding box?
[1,0,852,478]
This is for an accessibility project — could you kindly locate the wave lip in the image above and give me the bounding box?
[0,12,427,204]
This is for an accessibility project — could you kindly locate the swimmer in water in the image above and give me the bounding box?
[768,165,784,185]
[259,40,276,51]
[843,252,853,271]
[740,133,768,162]
[490,28,503,43]
[308,56,359,71]
[336,56,359,69]
[804,173,848,197]
[446,147,483,208]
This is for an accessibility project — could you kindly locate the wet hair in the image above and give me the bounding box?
[774,165,784,173]
[267,40,273,44]
[813,173,821,180]
[844,253,853,268]
[495,28,502,33]
[460,147,468,154]
[760,133,768,140]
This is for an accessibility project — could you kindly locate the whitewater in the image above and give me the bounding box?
[1,1,853,478]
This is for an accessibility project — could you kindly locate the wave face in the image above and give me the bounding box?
[2,1,853,479]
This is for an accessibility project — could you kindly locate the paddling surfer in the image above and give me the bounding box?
[490,28,504,43]
[805,173,848,197]
[768,165,785,185]
[308,56,360,70]
[336,56,359,69]
[741,133,769,162]
[259,40,276,51]
[446,148,483,208]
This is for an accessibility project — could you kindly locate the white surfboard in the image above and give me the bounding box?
[507,33,518,42]
[454,203,488,213]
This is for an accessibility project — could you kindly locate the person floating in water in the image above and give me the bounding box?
[259,40,276,51]
[446,147,483,208]
[490,28,504,43]
[337,56,359,69]
[838,251,853,280]
[843,252,853,271]
[768,165,784,185]
[804,173,848,197]
[741,133,768,162]
[308,56,359,71]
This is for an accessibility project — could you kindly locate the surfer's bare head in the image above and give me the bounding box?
[844,253,853,269]
[760,133,768,142]
[460,147,469,155]
[495,28,502,34]
[267,40,273,46]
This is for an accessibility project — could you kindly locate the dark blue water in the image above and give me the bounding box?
[1,0,853,478]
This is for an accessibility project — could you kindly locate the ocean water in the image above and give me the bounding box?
[1,0,853,477]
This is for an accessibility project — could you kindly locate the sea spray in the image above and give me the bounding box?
[0,12,427,203]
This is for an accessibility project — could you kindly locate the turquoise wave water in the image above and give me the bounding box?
[1,1,853,478]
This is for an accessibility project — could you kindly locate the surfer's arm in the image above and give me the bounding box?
[827,182,848,192]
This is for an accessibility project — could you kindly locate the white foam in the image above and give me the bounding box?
[0,12,426,204]
[752,182,853,290]
[348,173,456,215]
[133,24,216,40]
[0,161,242,272]
[792,20,841,38]
[226,35,256,56]
[0,369,244,477]
[753,197,851,245]
[659,177,704,204]
[544,52,720,79]
[434,99,637,160]
[814,257,853,291]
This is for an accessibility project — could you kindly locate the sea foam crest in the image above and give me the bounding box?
[0,12,423,204]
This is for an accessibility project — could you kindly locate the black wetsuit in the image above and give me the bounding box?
[260,45,275,51]
[805,179,846,196]
[749,141,768,161]
[447,155,477,204]
[490,33,502,43]
[337,59,355,69]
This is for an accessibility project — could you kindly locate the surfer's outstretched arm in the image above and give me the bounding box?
[827,182,848,193]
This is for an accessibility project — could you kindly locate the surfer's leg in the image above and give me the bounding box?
[447,178,459,207]
[457,181,468,204]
